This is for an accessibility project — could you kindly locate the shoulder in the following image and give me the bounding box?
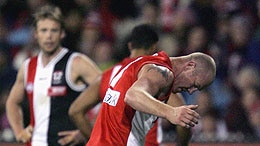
[68,52,101,77]
[69,52,95,66]
[139,64,174,85]
[141,64,173,76]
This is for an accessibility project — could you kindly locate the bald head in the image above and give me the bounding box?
[190,52,216,88]
[169,52,216,94]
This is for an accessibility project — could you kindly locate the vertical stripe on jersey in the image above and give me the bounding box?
[26,56,38,146]
[27,56,37,127]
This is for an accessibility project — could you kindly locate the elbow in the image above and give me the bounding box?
[124,89,137,107]
[68,104,78,121]
[124,94,130,105]
[69,101,87,123]
[124,92,131,105]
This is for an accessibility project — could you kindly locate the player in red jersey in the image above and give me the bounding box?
[71,23,216,145]
[70,24,191,146]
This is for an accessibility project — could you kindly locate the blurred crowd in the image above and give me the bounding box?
[0,0,260,144]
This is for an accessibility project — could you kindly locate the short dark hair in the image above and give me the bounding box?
[129,24,159,50]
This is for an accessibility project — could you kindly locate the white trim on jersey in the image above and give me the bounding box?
[66,52,86,92]
[110,57,143,88]
[109,65,122,83]
[23,58,30,86]
[37,48,68,68]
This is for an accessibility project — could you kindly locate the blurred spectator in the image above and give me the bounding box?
[171,5,197,50]
[92,40,115,71]
[236,65,260,93]
[248,87,260,140]
[0,49,17,93]
[226,14,255,88]
[0,13,9,46]
[158,32,180,56]
[137,0,160,27]
[6,20,32,54]
[113,0,161,61]
[1,0,27,28]
[99,0,137,42]
[240,75,260,141]
[0,13,12,62]
[246,0,260,70]
[27,0,49,13]
[6,0,48,50]
[182,25,209,54]
[78,10,102,57]
[174,90,228,143]
[209,17,230,80]
[243,87,260,119]
[224,65,260,142]
[74,0,100,13]
[206,78,232,117]
[0,89,15,142]
[159,0,177,32]
[112,33,131,62]
[2,0,49,60]
[62,8,85,51]
[191,90,229,142]
[189,0,218,40]
[12,37,39,70]
[191,108,228,143]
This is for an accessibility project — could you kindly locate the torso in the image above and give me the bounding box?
[87,51,173,146]
[24,48,86,146]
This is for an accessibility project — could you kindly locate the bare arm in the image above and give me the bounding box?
[69,76,101,138]
[166,93,192,146]
[71,54,102,84]
[125,64,199,128]
[6,64,33,143]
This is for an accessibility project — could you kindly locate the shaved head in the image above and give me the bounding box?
[190,52,216,88]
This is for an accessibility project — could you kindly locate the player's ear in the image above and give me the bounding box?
[61,30,66,39]
[33,29,38,39]
[150,44,158,53]
[185,61,196,71]
[128,42,132,51]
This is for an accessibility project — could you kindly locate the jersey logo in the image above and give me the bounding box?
[52,71,63,84]
[48,86,67,97]
[103,88,120,106]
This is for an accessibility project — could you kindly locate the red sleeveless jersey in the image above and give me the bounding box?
[87,51,173,146]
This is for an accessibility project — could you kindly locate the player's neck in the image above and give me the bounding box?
[130,49,147,58]
[170,57,187,76]
[41,47,62,67]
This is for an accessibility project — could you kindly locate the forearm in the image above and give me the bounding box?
[125,87,171,119]
[6,101,25,137]
[70,112,92,139]
[69,79,101,138]
[176,125,192,146]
